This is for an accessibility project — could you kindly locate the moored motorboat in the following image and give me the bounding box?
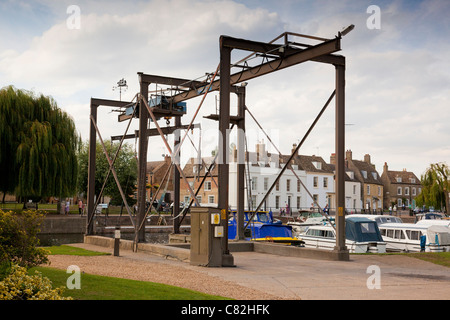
[299,216,386,253]
[378,222,450,252]
[228,211,303,245]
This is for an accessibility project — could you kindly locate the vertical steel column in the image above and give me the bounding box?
[236,86,246,240]
[334,61,349,259]
[86,100,97,235]
[173,116,181,234]
[137,75,149,243]
[218,37,234,266]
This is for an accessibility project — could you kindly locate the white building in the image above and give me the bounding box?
[228,143,308,213]
[181,142,362,215]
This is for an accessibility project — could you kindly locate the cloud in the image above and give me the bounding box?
[0,0,449,175]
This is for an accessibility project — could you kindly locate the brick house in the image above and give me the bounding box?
[380,162,422,210]
[179,157,219,207]
[345,150,384,212]
[146,155,174,203]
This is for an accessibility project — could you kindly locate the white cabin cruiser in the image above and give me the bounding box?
[378,223,450,252]
[299,217,386,253]
[287,212,334,237]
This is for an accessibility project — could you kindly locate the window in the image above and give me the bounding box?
[397,187,402,195]
[296,196,301,209]
[297,179,301,192]
[396,177,402,183]
[360,223,376,234]
[264,177,269,191]
[323,177,328,188]
[353,185,356,195]
[251,177,257,191]
[361,170,367,179]
[372,172,377,179]
[276,180,280,191]
[312,161,322,170]
[386,229,394,238]
[406,230,421,240]
[313,177,318,187]
[412,188,416,196]
[366,185,370,195]
[404,187,409,196]
[394,230,405,239]
[251,195,257,209]
[410,178,416,183]
[305,229,334,238]
[397,198,402,207]
[184,196,190,203]
[275,196,280,209]
[196,196,202,204]
[378,186,381,196]
[204,181,212,191]
[286,179,291,192]
[208,195,215,204]
[313,194,319,203]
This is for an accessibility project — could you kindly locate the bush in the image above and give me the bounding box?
[0,264,71,300]
[0,209,49,271]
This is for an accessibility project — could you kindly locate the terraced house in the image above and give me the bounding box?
[345,150,384,212]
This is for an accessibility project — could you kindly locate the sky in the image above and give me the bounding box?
[0,0,449,178]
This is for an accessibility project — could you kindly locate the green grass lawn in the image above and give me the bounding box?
[406,252,450,268]
[44,245,110,256]
[30,266,228,300]
[33,245,229,300]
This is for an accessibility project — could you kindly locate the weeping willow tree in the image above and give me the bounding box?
[0,85,79,203]
[416,163,449,215]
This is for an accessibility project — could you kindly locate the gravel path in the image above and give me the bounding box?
[45,244,283,300]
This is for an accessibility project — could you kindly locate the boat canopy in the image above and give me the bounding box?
[427,225,450,245]
[345,217,384,242]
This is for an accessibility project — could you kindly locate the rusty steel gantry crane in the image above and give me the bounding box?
[86,28,352,263]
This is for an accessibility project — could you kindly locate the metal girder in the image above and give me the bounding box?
[137,72,206,89]
[110,124,193,141]
[90,98,133,108]
[171,36,342,103]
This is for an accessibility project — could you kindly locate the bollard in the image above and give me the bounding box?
[114,226,120,256]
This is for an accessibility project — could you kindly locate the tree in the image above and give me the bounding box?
[0,86,79,202]
[77,140,137,206]
[416,162,449,215]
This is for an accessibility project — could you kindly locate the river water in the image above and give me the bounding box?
[38,232,170,246]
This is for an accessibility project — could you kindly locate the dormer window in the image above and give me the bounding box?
[312,161,322,170]
[396,177,402,183]
[361,170,367,179]
[372,172,377,179]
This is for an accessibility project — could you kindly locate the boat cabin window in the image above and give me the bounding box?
[406,230,422,241]
[395,230,405,239]
[382,229,406,239]
[360,222,376,234]
[306,229,335,238]
[257,213,269,223]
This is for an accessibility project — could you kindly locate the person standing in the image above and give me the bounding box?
[65,199,70,215]
[78,199,83,216]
